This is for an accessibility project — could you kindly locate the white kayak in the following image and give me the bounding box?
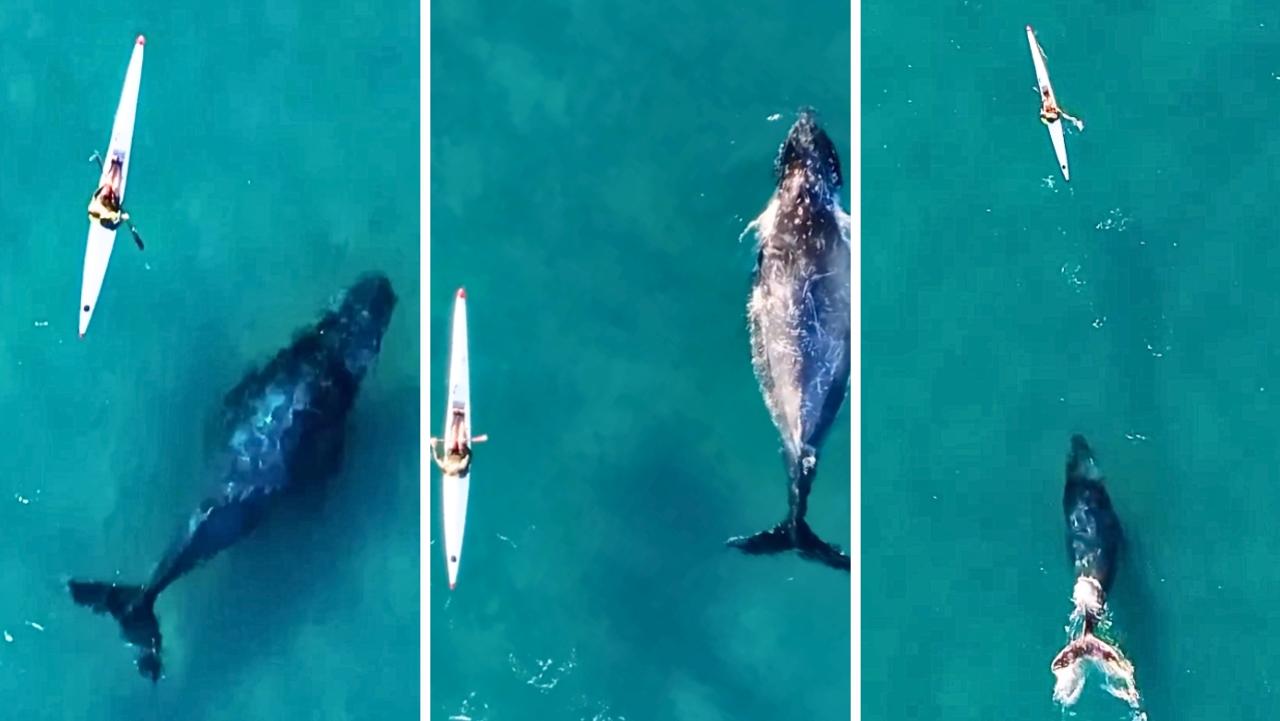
[1026,25,1070,182]
[79,35,145,338]
[440,288,472,590]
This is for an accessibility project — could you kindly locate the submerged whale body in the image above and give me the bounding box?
[67,272,397,681]
[1050,435,1144,713]
[726,109,852,571]
[1063,434,1122,593]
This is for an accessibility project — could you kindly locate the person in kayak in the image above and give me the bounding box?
[87,158,128,230]
[87,151,145,250]
[1039,88,1084,130]
[431,409,474,476]
[434,443,472,476]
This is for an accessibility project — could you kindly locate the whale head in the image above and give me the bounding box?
[774,108,843,203]
[328,272,397,378]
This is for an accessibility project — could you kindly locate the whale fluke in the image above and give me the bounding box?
[68,580,163,681]
[1051,624,1140,709]
[726,517,850,571]
[726,456,850,572]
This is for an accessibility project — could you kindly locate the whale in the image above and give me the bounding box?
[66,272,397,681]
[1050,435,1144,714]
[726,109,852,572]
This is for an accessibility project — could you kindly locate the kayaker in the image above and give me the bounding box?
[86,152,145,250]
[1039,89,1061,125]
[1039,89,1083,130]
[87,154,129,230]
[435,443,472,476]
[431,410,473,476]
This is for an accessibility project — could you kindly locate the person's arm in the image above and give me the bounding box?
[428,438,446,469]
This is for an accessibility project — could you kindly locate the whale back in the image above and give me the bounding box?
[774,107,843,193]
[220,273,397,492]
[748,113,851,461]
[1063,435,1123,592]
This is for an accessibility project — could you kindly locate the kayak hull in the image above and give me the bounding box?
[1048,118,1070,181]
[79,225,117,334]
[79,35,145,337]
[441,471,471,589]
[1025,25,1070,181]
[441,288,471,589]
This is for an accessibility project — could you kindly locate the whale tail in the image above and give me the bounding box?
[725,518,851,571]
[68,580,164,682]
[1051,627,1143,711]
[726,445,849,571]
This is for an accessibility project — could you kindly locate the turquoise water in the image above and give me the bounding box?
[865,1,1280,719]
[429,0,850,719]
[0,3,419,718]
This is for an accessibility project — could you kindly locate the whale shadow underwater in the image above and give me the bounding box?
[726,108,852,572]
[66,272,397,682]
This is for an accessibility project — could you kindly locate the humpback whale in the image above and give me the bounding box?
[726,109,852,572]
[1051,435,1145,715]
[67,272,397,681]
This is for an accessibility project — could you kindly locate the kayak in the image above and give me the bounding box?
[1025,25,1070,182]
[79,35,145,338]
[440,288,472,590]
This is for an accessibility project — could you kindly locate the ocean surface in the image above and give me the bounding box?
[429,0,851,720]
[865,1,1280,720]
[0,3,419,719]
